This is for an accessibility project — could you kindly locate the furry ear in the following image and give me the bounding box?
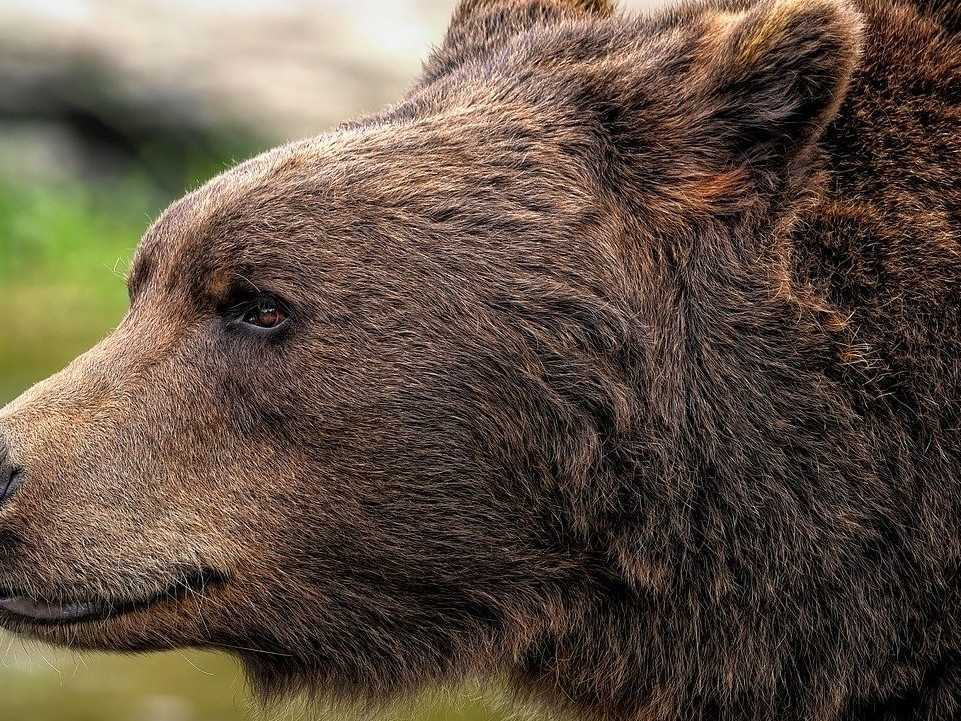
[698,0,863,168]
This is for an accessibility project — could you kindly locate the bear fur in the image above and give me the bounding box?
[1,0,961,719]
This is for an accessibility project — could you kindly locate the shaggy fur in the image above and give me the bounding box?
[1,0,960,719]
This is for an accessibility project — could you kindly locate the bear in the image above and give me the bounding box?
[1,0,960,719]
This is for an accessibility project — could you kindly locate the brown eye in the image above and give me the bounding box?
[242,297,287,329]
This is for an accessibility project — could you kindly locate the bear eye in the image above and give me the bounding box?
[240,296,288,330]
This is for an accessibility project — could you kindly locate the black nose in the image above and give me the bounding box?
[0,435,23,508]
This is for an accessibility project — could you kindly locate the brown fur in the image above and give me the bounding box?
[1,0,961,719]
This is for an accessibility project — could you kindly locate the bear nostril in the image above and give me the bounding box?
[1,469,22,507]
[0,437,23,508]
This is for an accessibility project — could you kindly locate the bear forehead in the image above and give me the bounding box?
[127,101,604,303]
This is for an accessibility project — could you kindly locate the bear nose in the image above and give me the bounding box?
[0,435,23,509]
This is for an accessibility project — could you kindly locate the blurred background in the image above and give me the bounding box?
[0,0,652,718]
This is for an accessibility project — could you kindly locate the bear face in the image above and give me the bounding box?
[0,108,619,695]
[0,41,650,692]
[4,0,959,718]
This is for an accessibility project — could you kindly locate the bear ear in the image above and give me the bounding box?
[697,0,863,169]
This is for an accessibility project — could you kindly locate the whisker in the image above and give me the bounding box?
[204,640,294,658]
[178,651,215,677]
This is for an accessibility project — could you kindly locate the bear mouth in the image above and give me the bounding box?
[0,568,227,626]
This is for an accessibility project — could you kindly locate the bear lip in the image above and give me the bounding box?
[0,595,106,623]
[0,568,227,626]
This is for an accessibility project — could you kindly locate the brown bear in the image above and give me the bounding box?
[1,0,960,718]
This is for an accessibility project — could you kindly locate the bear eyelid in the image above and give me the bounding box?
[220,290,293,336]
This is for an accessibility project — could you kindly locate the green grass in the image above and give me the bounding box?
[0,174,508,720]
[0,638,509,721]
[0,642,253,721]
[0,178,145,400]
